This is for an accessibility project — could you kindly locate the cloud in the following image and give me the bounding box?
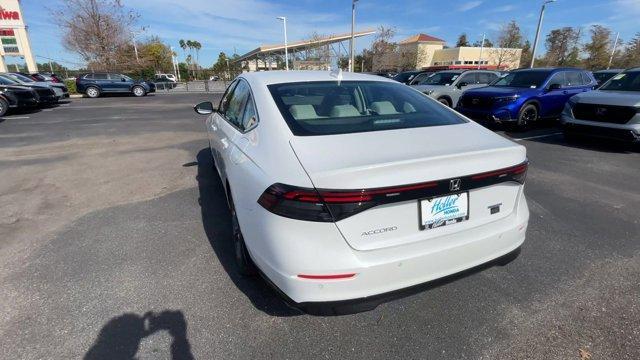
[458,1,482,12]
[490,5,515,13]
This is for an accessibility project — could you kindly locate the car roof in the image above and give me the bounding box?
[239,70,397,86]
[594,69,624,73]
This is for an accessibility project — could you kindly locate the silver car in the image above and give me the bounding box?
[562,68,640,144]
[411,70,500,107]
[4,73,69,99]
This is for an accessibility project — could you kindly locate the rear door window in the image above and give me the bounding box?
[565,71,584,87]
[93,73,109,80]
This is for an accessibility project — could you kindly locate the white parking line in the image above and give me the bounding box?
[3,116,30,119]
[43,109,54,112]
[513,132,563,141]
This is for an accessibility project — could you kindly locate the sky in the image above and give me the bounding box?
[17,0,640,69]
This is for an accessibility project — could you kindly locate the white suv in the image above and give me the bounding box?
[562,68,640,144]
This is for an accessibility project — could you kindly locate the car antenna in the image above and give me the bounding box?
[329,68,343,86]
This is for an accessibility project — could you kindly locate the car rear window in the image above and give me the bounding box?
[268,80,466,136]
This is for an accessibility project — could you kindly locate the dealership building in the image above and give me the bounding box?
[376,33,522,71]
[0,0,37,72]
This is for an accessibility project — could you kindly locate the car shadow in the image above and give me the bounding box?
[530,132,637,153]
[195,148,300,317]
[84,310,194,360]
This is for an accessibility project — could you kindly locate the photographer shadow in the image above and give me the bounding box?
[84,310,194,360]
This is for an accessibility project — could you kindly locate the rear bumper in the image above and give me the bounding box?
[249,190,529,313]
[561,115,640,143]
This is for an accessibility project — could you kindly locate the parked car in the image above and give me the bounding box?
[154,74,178,89]
[562,67,640,144]
[407,71,437,85]
[192,71,529,314]
[5,72,69,99]
[0,74,58,106]
[393,70,434,85]
[76,73,155,98]
[411,70,500,107]
[456,68,597,128]
[0,84,39,116]
[156,73,176,82]
[31,72,63,83]
[592,69,624,88]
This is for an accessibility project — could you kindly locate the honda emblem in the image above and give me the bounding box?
[450,179,461,191]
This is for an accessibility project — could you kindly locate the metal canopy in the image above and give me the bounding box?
[232,29,376,64]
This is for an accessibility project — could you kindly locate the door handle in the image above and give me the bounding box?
[562,90,568,94]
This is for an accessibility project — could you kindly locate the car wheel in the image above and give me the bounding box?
[85,86,100,98]
[495,246,521,266]
[516,103,538,129]
[229,195,257,276]
[437,97,452,107]
[132,86,146,97]
[0,97,8,117]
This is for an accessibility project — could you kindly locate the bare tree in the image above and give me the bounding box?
[371,26,397,71]
[495,20,525,68]
[53,0,139,69]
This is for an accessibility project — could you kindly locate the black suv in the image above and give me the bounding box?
[76,73,155,98]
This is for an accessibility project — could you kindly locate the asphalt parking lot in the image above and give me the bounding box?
[1,94,638,359]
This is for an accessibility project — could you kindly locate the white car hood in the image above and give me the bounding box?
[290,122,526,189]
[573,90,640,107]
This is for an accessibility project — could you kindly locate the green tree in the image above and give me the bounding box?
[520,40,532,68]
[583,25,613,70]
[473,38,494,47]
[456,33,470,47]
[620,32,640,68]
[543,27,582,66]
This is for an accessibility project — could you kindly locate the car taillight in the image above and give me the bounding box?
[471,161,528,185]
[258,161,528,222]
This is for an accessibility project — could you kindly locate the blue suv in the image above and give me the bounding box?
[76,72,155,98]
[456,68,597,128]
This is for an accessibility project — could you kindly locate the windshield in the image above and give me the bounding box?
[492,70,552,88]
[268,80,466,136]
[599,72,640,91]
[9,73,35,83]
[422,72,460,86]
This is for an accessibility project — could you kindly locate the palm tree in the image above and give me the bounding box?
[193,41,202,79]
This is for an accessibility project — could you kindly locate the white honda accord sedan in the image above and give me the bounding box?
[194,71,529,314]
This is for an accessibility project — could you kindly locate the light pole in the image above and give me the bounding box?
[607,32,620,70]
[478,33,486,69]
[349,0,358,72]
[530,0,556,68]
[276,16,289,70]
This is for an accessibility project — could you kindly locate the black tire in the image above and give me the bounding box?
[0,97,8,117]
[229,195,257,276]
[85,86,100,98]
[515,103,538,130]
[495,247,521,266]
[132,86,146,97]
[563,129,580,142]
[437,97,452,107]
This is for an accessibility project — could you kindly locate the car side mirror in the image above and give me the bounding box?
[548,83,562,91]
[194,101,216,115]
[457,82,468,89]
